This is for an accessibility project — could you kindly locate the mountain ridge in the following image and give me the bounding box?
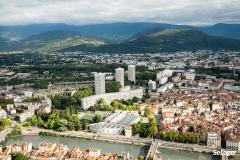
[60,28,240,53]
[1,22,240,42]
[0,30,106,52]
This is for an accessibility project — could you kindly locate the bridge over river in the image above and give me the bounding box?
[0,127,13,143]
[146,140,160,160]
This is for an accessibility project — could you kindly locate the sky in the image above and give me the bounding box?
[0,0,240,26]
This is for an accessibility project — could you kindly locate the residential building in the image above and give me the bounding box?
[40,98,52,113]
[94,73,105,95]
[157,69,172,85]
[128,65,136,83]
[88,147,101,158]
[39,142,57,152]
[81,88,143,109]
[185,69,196,80]
[10,142,32,155]
[207,132,221,149]
[224,102,240,111]
[158,76,168,85]
[18,111,34,122]
[0,107,7,119]
[224,84,240,92]
[157,69,173,78]
[226,138,240,151]
[115,68,125,87]
[6,104,16,115]
[157,83,174,93]
[148,80,157,91]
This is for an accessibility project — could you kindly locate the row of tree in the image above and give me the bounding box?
[132,117,158,138]
[0,97,14,108]
[51,86,94,110]
[0,118,12,131]
[89,98,140,111]
[25,109,103,132]
[159,131,200,144]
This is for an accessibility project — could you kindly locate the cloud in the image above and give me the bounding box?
[0,0,239,26]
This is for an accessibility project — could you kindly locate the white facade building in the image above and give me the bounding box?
[6,104,16,115]
[18,111,34,122]
[11,143,32,153]
[224,102,240,111]
[23,91,33,98]
[157,69,173,78]
[88,148,101,158]
[185,69,196,81]
[207,132,221,149]
[148,80,157,91]
[128,65,136,83]
[224,84,240,92]
[81,88,143,109]
[115,68,125,87]
[157,83,174,93]
[0,107,7,119]
[89,111,140,135]
[158,76,168,85]
[40,98,52,113]
[226,138,240,151]
[157,69,172,85]
[27,103,40,113]
[94,73,105,95]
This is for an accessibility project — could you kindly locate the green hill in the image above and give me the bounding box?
[0,30,106,52]
[37,37,106,53]
[1,28,240,53]
[61,29,240,53]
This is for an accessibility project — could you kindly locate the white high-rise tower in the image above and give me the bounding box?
[115,68,124,87]
[128,65,136,83]
[94,73,105,95]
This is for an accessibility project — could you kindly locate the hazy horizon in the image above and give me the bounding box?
[1,0,240,26]
[1,21,240,27]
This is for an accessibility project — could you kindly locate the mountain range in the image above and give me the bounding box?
[61,28,240,53]
[0,22,240,53]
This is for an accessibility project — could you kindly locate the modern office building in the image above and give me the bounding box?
[115,68,124,87]
[128,65,136,83]
[94,73,105,95]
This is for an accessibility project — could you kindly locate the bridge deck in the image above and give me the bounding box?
[146,140,159,159]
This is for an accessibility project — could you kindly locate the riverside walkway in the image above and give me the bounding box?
[22,127,152,146]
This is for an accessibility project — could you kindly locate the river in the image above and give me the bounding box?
[3,135,212,159]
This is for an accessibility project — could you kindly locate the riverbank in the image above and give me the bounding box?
[22,127,151,146]
[4,135,147,159]
[21,127,240,157]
